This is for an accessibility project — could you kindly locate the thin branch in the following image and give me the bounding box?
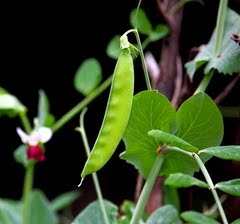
[215,74,240,105]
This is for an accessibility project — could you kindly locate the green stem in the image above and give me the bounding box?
[133,29,152,90]
[22,162,34,224]
[122,29,152,90]
[193,154,228,224]
[194,70,214,94]
[130,154,164,224]
[195,0,228,93]
[19,112,32,134]
[51,75,112,133]
[76,108,110,224]
[214,0,228,56]
[166,147,228,224]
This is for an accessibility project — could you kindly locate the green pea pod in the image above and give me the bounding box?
[81,46,134,178]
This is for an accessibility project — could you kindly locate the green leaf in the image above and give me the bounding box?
[0,87,26,117]
[176,92,223,150]
[163,185,180,211]
[185,8,240,79]
[50,190,80,212]
[106,35,121,60]
[72,200,118,224]
[148,130,198,152]
[146,205,180,224]
[37,90,50,127]
[165,173,208,188]
[232,218,240,224]
[181,211,220,224]
[121,90,176,178]
[130,8,152,35]
[74,58,102,96]
[0,199,22,224]
[30,190,58,224]
[215,179,240,196]
[199,146,240,161]
[149,24,169,42]
[13,145,28,167]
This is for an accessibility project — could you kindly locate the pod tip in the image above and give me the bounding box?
[78,178,84,187]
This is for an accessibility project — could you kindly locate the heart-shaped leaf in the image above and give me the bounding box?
[165,173,208,188]
[146,205,180,224]
[121,90,176,178]
[215,179,240,196]
[181,211,220,224]
[74,58,102,96]
[176,92,223,150]
[199,146,240,161]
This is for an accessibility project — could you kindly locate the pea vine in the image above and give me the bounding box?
[0,0,240,223]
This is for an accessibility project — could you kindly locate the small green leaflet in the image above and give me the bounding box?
[106,35,121,60]
[0,87,26,117]
[232,218,240,224]
[199,146,240,161]
[72,200,118,224]
[146,205,180,224]
[13,145,28,167]
[215,179,240,196]
[181,211,220,224]
[74,58,102,96]
[50,190,80,212]
[185,8,240,79]
[164,173,208,188]
[130,8,152,35]
[148,129,198,152]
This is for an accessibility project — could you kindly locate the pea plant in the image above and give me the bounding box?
[1,0,240,223]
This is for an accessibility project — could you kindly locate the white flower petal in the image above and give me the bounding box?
[37,127,52,143]
[16,127,31,144]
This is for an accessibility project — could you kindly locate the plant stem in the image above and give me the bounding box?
[19,112,32,134]
[166,147,228,224]
[122,29,152,90]
[133,29,152,90]
[214,0,228,56]
[76,108,110,224]
[51,75,112,133]
[130,153,164,224]
[195,0,228,93]
[22,162,34,224]
[194,70,214,94]
[193,153,228,224]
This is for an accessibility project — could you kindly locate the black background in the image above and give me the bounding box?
[0,0,239,217]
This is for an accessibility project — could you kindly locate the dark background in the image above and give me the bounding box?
[0,0,239,217]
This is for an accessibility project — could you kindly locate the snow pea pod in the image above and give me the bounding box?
[81,38,134,179]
